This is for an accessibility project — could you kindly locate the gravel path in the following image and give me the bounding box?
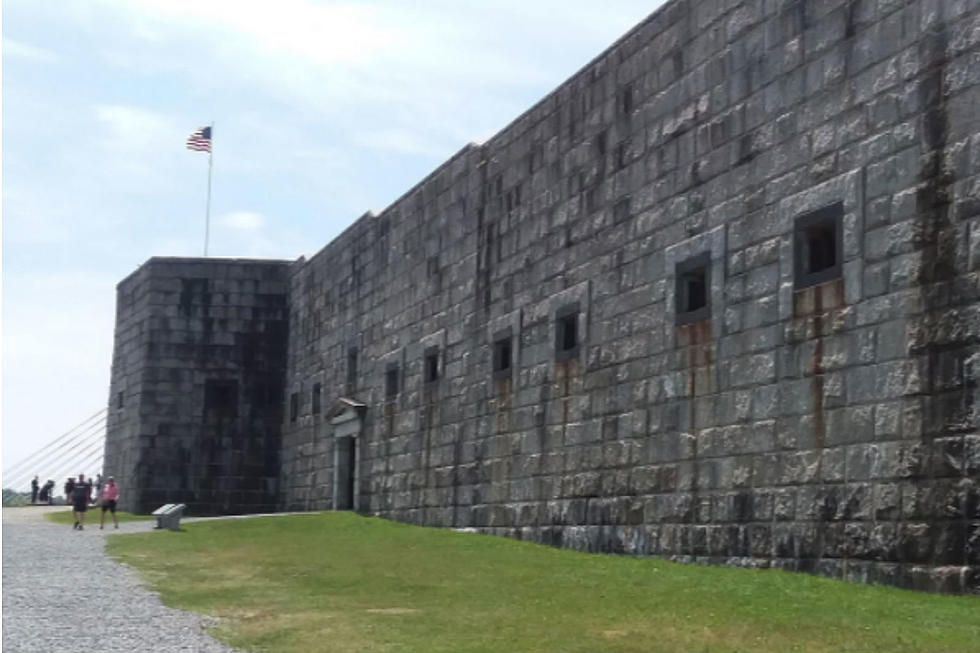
[2,506,242,652]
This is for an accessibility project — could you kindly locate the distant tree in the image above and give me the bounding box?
[2,488,31,506]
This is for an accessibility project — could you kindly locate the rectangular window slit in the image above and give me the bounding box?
[675,252,712,325]
[621,83,634,115]
[493,330,513,379]
[312,382,321,415]
[794,202,843,289]
[385,364,399,399]
[347,347,358,389]
[555,303,580,361]
[424,347,439,384]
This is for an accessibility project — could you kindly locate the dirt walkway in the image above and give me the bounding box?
[2,506,240,652]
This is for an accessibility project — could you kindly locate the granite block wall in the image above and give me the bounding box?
[104,257,292,515]
[278,0,980,593]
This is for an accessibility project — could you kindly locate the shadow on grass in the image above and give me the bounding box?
[44,509,154,526]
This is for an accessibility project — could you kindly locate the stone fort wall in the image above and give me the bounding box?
[104,258,292,515]
[277,0,980,592]
[106,0,980,592]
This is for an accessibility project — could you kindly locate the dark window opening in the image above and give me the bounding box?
[424,347,439,384]
[385,364,399,399]
[794,202,843,289]
[621,83,634,115]
[675,253,711,324]
[178,277,209,317]
[806,225,836,273]
[347,347,358,388]
[429,255,443,293]
[560,316,577,351]
[312,382,321,415]
[615,142,627,170]
[686,273,707,310]
[205,379,238,415]
[555,303,580,361]
[289,392,299,423]
[484,222,496,266]
[595,130,608,156]
[116,391,124,409]
[493,330,513,379]
[350,254,359,285]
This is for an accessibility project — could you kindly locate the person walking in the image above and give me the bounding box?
[30,476,39,504]
[100,477,120,530]
[64,477,75,506]
[71,474,92,530]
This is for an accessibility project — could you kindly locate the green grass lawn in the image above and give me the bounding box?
[45,509,153,525]
[107,513,979,653]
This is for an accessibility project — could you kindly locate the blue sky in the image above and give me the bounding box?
[2,0,663,482]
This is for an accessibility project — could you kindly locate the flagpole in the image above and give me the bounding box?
[204,122,213,257]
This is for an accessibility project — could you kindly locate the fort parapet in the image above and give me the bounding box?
[106,0,980,592]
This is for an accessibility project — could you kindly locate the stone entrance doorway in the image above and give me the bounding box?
[329,398,366,511]
[334,436,356,510]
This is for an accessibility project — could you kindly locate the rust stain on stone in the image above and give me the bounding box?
[494,376,512,433]
[812,284,826,451]
[677,319,713,512]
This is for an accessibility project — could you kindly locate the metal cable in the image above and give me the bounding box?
[6,419,106,489]
[7,423,107,491]
[4,410,108,479]
[43,438,108,496]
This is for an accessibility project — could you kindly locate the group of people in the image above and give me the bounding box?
[30,476,57,504]
[30,473,121,530]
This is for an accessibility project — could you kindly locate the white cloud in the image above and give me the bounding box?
[2,38,58,62]
[93,0,561,126]
[128,0,393,65]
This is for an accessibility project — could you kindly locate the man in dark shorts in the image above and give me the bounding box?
[71,473,92,530]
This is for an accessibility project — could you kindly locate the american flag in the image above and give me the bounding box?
[186,126,212,153]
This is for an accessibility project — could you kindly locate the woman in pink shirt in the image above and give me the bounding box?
[100,477,120,529]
